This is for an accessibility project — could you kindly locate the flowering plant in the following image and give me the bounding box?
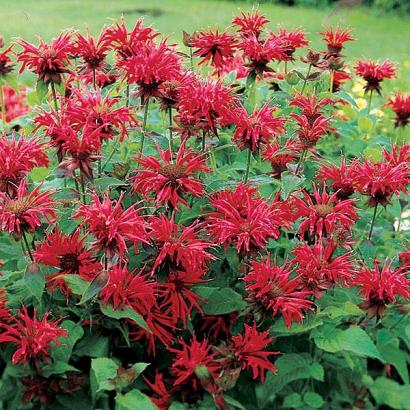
[0,11,409,410]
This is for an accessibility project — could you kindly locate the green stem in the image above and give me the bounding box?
[244,148,252,183]
[22,231,34,262]
[139,98,150,154]
[189,48,193,71]
[301,64,312,94]
[329,70,334,93]
[50,82,60,115]
[101,137,120,173]
[368,203,378,241]
[0,84,6,132]
[367,90,373,115]
[80,173,86,204]
[295,149,307,174]
[168,107,174,160]
[92,68,96,90]
[126,84,130,107]
[201,131,206,152]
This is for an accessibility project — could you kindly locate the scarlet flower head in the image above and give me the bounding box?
[0,45,14,77]
[354,260,410,319]
[382,144,410,167]
[100,264,156,315]
[386,93,410,127]
[132,145,208,210]
[0,134,48,197]
[354,60,396,94]
[144,372,172,410]
[207,183,285,255]
[228,103,285,151]
[289,92,333,122]
[149,214,214,273]
[275,28,309,61]
[291,113,333,149]
[320,26,355,54]
[73,192,148,258]
[0,288,11,322]
[0,306,67,365]
[2,85,30,122]
[232,9,269,37]
[16,32,73,84]
[0,181,56,236]
[191,28,237,70]
[231,323,278,382]
[244,256,314,328]
[261,140,299,178]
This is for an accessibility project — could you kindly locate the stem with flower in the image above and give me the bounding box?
[139,98,150,154]
[368,203,378,241]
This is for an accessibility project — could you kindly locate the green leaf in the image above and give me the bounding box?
[281,171,305,199]
[52,320,84,363]
[364,146,382,162]
[91,357,118,393]
[115,389,158,410]
[29,167,49,182]
[369,377,410,409]
[303,392,325,408]
[223,395,246,410]
[36,79,49,102]
[312,325,384,362]
[273,315,323,335]
[41,361,79,378]
[283,393,303,408]
[79,272,107,304]
[23,267,45,304]
[94,177,127,191]
[100,303,151,333]
[74,334,109,358]
[58,274,89,295]
[358,117,374,133]
[194,287,246,315]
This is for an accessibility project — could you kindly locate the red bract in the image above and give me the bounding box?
[121,41,182,102]
[0,45,14,76]
[231,323,278,382]
[0,182,56,236]
[16,32,73,84]
[207,184,284,255]
[171,336,220,387]
[244,256,314,328]
[354,260,410,318]
[289,92,333,122]
[132,145,208,210]
[231,9,269,37]
[351,158,409,207]
[144,372,172,410]
[191,28,237,70]
[0,134,48,196]
[262,141,299,178]
[354,60,396,94]
[386,93,410,127]
[275,28,309,61]
[100,264,156,314]
[34,229,101,295]
[73,192,148,258]
[2,85,30,122]
[292,185,358,239]
[0,306,67,365]
[74,30,110,73]
[228,103,285,151]
[382,144,410,167]
[149,214,214,272]
[320,26,355,54]
[0,289,11,322]
[291,113,333,149]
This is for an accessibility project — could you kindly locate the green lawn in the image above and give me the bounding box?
[2,0,410,89]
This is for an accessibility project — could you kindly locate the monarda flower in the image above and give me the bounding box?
[274,28,309,61]
[0,45,14,77]
[0,306,67,365]
[132,145,208,210]
[0,181,56,237]
[121,40,182,102]
[289,92,333,123]
[320,26,355,55]
[386,93,410,127]
[34,229,101,295]
[0,288,11,322]
[316,156,356,200]
[0,134,48,197]
[149,214,214,272]
[2,85,30,122]
[144,372,172,410]
[383,144,410,167]
[243,256,314,328]
[100,264,156,315]
[207,184,284,256]
[292,185,358,239]
[73,192,148,259]
[292,240,354,297]
[191,28,237,71]
[228,103,285,151]
[261,141,299,178]
[354,260,410,319]
[16,32,73,84]
[354,60,396,95]
[231,323,278,383]
[231,9,269,38]
[291,113,333,149]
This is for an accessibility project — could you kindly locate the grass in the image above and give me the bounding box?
[1,0,410,88]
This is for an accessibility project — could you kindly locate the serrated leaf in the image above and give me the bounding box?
[303,392,325,408]
[283,393,303,408]
[52,320,84,363]
[91,357,118,393]
[58,274,89,295]
[274,315,323,335]
[79,272,107,304]
[369,377,410,409]
[41,361,79,378]
[281,171,305,199]
[194,287,246,315]
[24,268,45,304]
[94,177,127,191]
[100,303,151,333]
[115,389,158,410]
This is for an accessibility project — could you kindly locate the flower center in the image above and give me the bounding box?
[59,253,81,274]
[314,204,333,217]
[3,199,30,216]
[269,284,283,298]
[158,164,187,181]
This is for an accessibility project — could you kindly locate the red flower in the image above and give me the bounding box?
[383,144,410,167]
[100,264,156,315]
[354,60,396,94]
[0,288,11,322]
[132,145,208,210]
[332,70,351,92]
[0,181,56,236]
[275,28,309,61]
[386,93,410,127]
[207,184,285,255]
[231,323,279,382]
[351,158,409,207]
[292,240,354,297]
[157,268,206,327]
[149,214,214,272]
[320,26,355,54]
[34,229,101,295]
[228,103,285,151]
[291,113,333,149]
[399,245,410,273]
[2,85,30,122]
[144,372,172,410]
[316,156,356,200]
[292,185,358,239]
[232,9,269,37]
[244,256,314,328]
[121,40,181,102]
[354,260,410,319]
[261,140,299,178]
[73,192,148,258]
[0,134,48,197]
[289,92,333,122]
[0,306,67,365]
[0,45,14,76]
[171,336,220,387]
[16,32,73,84]
[191,28,237,70]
